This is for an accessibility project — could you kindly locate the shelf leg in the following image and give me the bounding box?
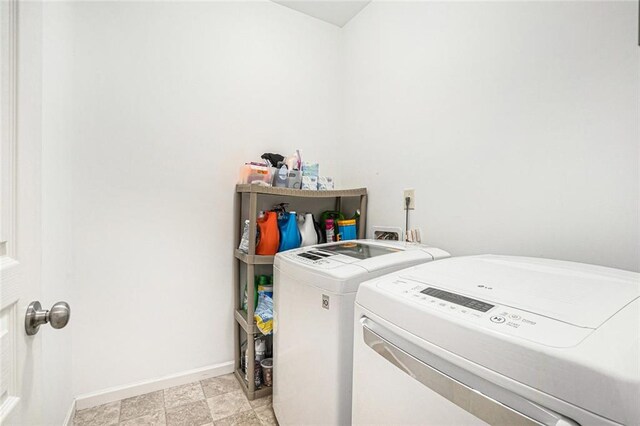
[335,196,342,213]
[248,193,258,256]
[246,263,256,399]
[359,194,368,239]
[246,333,255,399]
[234,192,242,373]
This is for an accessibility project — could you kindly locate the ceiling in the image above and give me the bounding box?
[272,1,371,27]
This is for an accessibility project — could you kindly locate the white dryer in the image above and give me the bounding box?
[352,255,640,425]
[273,240,449,426]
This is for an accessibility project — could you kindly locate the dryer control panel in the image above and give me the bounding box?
[377,278,594,348]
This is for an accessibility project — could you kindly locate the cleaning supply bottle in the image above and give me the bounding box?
[254,338,267,387]
[337,219,357,241]
[278,211,301,252]
[325,219,335,243]
[314,218,323,243]
[298,213,318,247]
[256,211,279,255]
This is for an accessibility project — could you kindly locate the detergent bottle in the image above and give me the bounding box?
[278,212,301,252]
[298,213,318,247]
[256,211,279,255]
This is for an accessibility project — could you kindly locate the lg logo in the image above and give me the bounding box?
[322,294,330,310]
[477,284,493,290]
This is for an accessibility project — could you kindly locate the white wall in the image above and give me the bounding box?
[42,0,341,399]
[340,1,640,272]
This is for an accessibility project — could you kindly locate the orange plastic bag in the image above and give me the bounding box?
[256,211,280,255]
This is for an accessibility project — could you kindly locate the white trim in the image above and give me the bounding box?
[62,399,76,426]
[0,0,19,260]
[74,361,235,411]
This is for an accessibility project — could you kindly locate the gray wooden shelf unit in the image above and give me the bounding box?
[233,184,368,400]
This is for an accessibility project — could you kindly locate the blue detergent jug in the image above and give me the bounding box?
[278,212,301,252]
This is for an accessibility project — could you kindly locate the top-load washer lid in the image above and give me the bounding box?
[400,255,640,329]
[274,240,450,294]
[318,242,402,260]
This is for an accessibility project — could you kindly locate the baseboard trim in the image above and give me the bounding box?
[74,361,235,411]
[63,399,75,426]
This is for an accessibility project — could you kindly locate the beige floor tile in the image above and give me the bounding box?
[119,410,166,426]
[165,400,212,426]
[213,410,261,426]
[74,401,121,426]
[201,374,241,398]
[164,382,205,410]
[207,390,252,422]
[120,391,164,421]
[248,395,271,409]
[253,406,277,426]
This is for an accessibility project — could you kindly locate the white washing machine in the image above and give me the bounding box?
[272,240,450,426]
[352,255,640,426]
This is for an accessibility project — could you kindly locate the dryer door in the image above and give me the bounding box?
[352,311,581,426]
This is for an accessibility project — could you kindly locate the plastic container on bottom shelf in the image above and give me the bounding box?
[261,358,273,387]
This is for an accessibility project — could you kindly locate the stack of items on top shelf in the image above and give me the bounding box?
[238,150,334,190]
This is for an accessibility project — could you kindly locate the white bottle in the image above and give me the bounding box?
[298,213,318,247]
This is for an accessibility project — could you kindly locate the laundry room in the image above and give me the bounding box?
[1,0,638,425]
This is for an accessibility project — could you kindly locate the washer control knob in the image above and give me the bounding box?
[490,315,506,324]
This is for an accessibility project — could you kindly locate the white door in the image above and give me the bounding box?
[0,1,46,424]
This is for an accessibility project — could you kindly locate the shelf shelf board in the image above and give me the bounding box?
[253,385,273,399]
[234,249,275,265]
[234,369,250,397]
[234,309,261,335]
[236,184,367,198]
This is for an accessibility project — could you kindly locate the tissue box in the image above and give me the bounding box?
[317,176,334,190]
[302,175,318,190]
[302,162,319,177]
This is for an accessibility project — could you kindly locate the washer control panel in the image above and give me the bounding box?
[283,248,358,268]
[295,250,333,264]
[376,278,594,348]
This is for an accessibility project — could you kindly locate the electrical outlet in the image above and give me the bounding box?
[403,189,415,210]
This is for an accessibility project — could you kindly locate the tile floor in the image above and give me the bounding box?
[73,374,277,426]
